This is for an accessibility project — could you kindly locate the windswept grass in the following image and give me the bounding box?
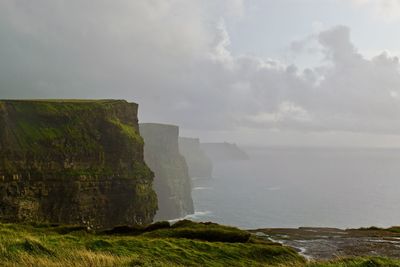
[355,225,400,235]
[0,221,399,266]
[0,221,304,266]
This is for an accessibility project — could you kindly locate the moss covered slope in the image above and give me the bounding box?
[0,99,157,228]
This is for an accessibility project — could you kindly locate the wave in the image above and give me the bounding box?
[168,211,212,224]
[185,211,212,219]
[193,186,213,191]
[191,177,213,181]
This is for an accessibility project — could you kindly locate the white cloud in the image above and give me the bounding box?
[247,101,312,124]
[390,90,399,98]
[209,19,234,66]
[348,0,400,22]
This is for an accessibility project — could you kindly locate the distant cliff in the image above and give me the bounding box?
[179,137,213,179]
[139,123,194,220]
[0,100,157,228]
[201,142,249,162]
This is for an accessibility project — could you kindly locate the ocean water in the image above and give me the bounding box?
[187,147,400,229]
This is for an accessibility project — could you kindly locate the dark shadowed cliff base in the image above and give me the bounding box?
[140,123,194,221]
[0,100,157,228]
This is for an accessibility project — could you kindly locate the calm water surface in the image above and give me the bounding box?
[187,147,400,229]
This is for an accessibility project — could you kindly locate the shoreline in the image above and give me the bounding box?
[250,226,400,260]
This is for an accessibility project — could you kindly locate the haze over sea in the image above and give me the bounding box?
[189,147,400,229]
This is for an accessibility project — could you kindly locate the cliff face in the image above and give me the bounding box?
[201,142,249,162]
[179,137,213,179]
[139,123,194,220]
[0,100,157,228]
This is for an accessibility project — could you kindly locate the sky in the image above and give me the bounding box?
[2,0,400,146]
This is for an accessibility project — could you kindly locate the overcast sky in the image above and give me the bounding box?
[2,0,400,146]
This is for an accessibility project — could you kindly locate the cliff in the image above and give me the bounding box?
[201,142,249,162]
[139,123,194,220]
[0,100,157,228]
[179,137,213,178]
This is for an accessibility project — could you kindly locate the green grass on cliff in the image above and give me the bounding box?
[108,117,143,145]
[0,220,399,267]
[0,99,144,170]
[1,99,140,146]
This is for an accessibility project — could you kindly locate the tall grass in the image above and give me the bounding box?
[0,221,303,266]
[0,221,399,266]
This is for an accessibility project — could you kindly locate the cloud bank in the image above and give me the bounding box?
[1,0,400,141]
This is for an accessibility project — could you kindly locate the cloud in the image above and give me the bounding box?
[1,1,400,140]
[348,0,400,22]
[204,25,400,134]
[246,101,312,124]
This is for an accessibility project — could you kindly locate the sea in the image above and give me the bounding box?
[186,146,400,229]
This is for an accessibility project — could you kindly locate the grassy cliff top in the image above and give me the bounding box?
[0,99,138,110]
[0,220,303,267]
[0,220,398,267]
[0,99,139,114]
[0,99,131,103]
[0,98,143,170]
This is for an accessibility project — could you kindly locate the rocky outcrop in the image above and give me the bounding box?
[0,100,157,228]
[179,137,213,179]
[201,142,249,162]
[140,123,194,220]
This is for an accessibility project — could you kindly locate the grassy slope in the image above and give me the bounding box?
[0,220,303,267]
[0,221,399,267]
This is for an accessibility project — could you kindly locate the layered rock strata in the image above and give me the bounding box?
[0,100,157,228]
[140,123,194,220]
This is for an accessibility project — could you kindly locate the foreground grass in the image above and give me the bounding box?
[0,221,399,266]
[0,220,303,266]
